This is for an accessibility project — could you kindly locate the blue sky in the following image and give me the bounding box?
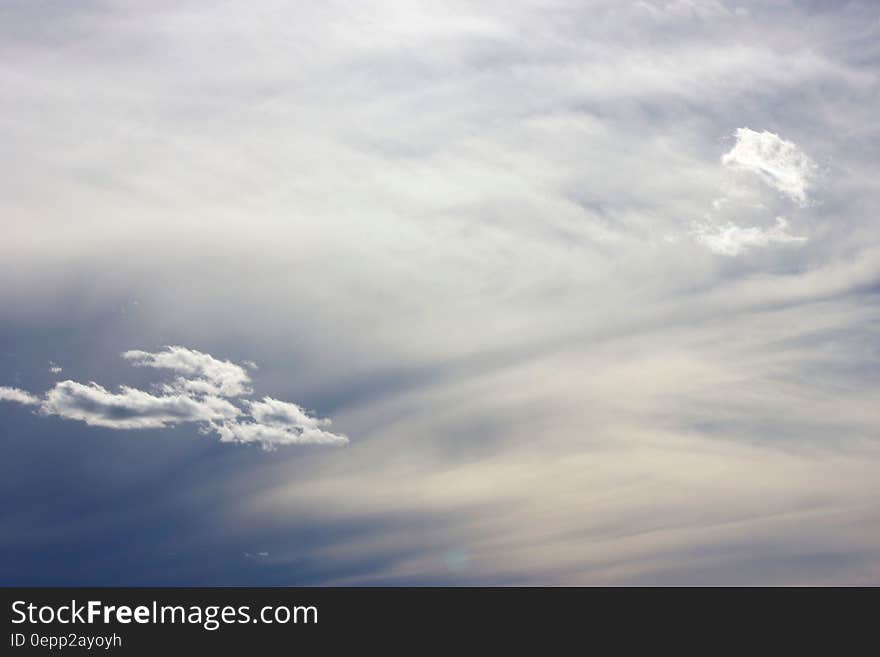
[1,0,879,585]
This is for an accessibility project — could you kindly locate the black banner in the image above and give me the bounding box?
[0,587,870,653]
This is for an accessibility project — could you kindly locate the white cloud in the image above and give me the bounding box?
[212,419,348,448]
[49,361,62,374]
[123,346,252,397]
[691,128,817,256]
[0,0,877,585]
[1,348,347,449]
[208,397,349,449]
[41,380,240,430]
[722,128,817,206]
[692,217,806,256]
[0,386,40,405]
[248,396,332,430]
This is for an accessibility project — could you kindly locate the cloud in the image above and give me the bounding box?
[210,397,349,449]
[123,346,252,397]
[722,128,817,206]
[48,361,62,374]
[692,217,806,256]
[690,128,816,256]
[41,380,240,430]
[0,0,877,585]
[0,386,40,405]
[248,396,333,430]
[1,348,347,449]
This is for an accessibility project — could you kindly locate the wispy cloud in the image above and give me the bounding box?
[0,386,40,406]
[692,216,806,256]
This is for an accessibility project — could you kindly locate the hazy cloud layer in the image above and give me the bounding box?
[0,0,878,585]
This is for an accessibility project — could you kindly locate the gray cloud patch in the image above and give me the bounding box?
[692,216,806,256]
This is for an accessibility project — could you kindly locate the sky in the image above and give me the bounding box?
[1,0,879,585]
